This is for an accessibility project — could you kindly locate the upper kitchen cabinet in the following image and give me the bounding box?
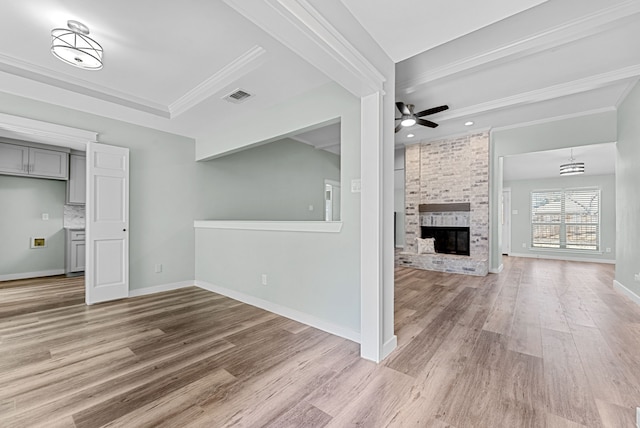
[67,154,86,204]
[0,141,69,180]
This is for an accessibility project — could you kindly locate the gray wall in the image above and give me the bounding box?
[0,175,65,277]
[0,92,197,290]
[616,81,640,295]
[197,138,339,221]
[490,110,618,271]
[195,83,362,337]
[504,174,615,262]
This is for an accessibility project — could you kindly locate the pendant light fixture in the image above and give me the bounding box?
[51,20,103,70]
[560,148,585,176]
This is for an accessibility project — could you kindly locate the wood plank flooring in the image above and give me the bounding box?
[1,257,640,427]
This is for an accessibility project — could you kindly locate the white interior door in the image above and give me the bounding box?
[502,188,511,255]
[85,143,129,304]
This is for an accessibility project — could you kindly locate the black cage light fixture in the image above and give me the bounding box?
[51,20,103,70]
[560,148,585,176]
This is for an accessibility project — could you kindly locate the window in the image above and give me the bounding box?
[531,187,600,251]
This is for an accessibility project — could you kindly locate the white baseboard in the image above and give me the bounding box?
[382,335,398,360]
[489,264,504,274]
[613,280,640,306]
[509,252,615,264]
[194,280,360,344]
[129,280,195,298]
[0,269,65,282]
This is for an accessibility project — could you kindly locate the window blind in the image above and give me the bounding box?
[531,188,599,251]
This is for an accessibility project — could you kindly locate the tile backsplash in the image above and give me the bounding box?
[64,204,85,229]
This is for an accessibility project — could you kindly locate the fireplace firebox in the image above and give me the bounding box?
[422,226,470,256]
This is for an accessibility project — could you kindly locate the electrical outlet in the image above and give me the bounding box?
[154,264,162,273]
[308,205,314,211]
[261,274,268,286]
[522,243,526,248]
[634,273,640,282]
[606,247,611,253]
[42,213,49,221]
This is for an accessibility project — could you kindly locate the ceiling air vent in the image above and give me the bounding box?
[223,88,253,104]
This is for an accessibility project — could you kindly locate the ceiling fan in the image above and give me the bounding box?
[395,102,448,133]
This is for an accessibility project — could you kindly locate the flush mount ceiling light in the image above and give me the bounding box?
[51,20,103,70]
[465,121,474,126]
[406,133,415,138]
[560,148,585,176]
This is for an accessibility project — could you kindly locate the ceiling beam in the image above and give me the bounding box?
[436,64,640,122]
[397,0,640,94]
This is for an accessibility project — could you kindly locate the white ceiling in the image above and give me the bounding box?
[0,1,330,139]
[391,0,640,145]
[503,142,616,181]
[341,0,547,63]
[290,122,341,155]
[0,0,639,161]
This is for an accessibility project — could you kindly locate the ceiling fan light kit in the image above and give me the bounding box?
[51,20,103,70]
[560,148,585,176]
[394,101,448,133]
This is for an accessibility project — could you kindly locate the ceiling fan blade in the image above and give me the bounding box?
[395,122,403,133]
[396,102,410,115]
[416,105,449,117]
[417,118,438,128]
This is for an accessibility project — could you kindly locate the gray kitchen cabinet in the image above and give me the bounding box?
[66,229,86,274]
[0,142,68,180]
[67,154,86,204]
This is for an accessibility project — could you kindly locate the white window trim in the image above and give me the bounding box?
[530,186,601,252]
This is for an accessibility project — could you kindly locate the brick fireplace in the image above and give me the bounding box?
[396,132,490,276]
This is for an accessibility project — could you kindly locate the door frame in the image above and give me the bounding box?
[0,113,100,304]
[502,187,512,255]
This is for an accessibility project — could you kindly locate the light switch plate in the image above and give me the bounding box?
[42,213,49,220]
[351,179,361,193]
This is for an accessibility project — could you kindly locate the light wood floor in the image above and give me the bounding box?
[1,257,639,427]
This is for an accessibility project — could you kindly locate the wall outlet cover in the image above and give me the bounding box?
[42,213,49,220]
[261,274,268,286]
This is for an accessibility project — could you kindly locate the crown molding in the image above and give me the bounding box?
[398,0,640,93]
[169,45,267,118]
[0,112,98,150]
[0,53,170,118]
[615,78,640,108]
[436,64,640,122]
[290,135,339,150]
[224,0,386,97]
